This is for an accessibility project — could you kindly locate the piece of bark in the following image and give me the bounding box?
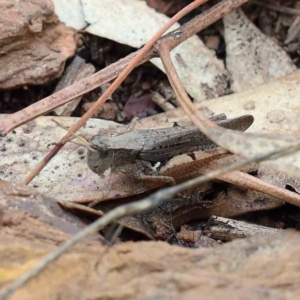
[102,180,282,240]
[54,56,95,116]
[0,180,93,236]
[2,230,300,299]
[0,0,77,89]
[176,226,220,248]
[204,216,281,241]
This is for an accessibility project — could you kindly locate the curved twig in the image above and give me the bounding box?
[22,0,209,184]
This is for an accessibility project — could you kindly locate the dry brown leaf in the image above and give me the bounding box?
[0,116,160,202]
[258,166,300,193]
[54,0,229,101]
[131,184,283,240]
[2,72,300,201]
[136,70,300,134]
[224,8,296,92]
[58,199,155,240]
[0,114,236,202]
[200,124,300,179]
[139,71,300,179]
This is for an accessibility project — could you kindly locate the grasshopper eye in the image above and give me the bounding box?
[90,137,108,153]
[97,142,108,153]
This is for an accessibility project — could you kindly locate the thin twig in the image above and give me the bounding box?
[150,91,175,111]
[158,41,300,204]
[0,52,153,136]
[0,0,216,136]
[252,0,300,16]
[22,0,209,185]
[22,0,249,185]
[213,169,300,206]
[158,43,220,131]
[0,0,249,137]
[157,0,249,52]
[1,140,300,299]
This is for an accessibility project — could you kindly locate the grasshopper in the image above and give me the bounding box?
[87,114,254,185]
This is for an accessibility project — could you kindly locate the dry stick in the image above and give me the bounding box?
[22,0,250,185]
[1,141,300,300]
[252,0,300,16]
[151,91,175,111]
[159,37,300,179]
[22,0,209,185]
[158,44,219,131]
[155,0,249,129]
[157,0,249,52]
[214,170,300,207]
[157,45,300,204]
[0,0,248,137]
[0,52,153,136]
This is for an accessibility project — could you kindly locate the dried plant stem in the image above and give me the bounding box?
[158,43,219,131]
[252,0,300,16]
[215,170,300,206]
[0,0,249,137]
[0,53,152,136]
[22,0,250,185]
[158,43,300,205]
[1,141,299,300]
[22,0,208,184]
[157,0,249,52]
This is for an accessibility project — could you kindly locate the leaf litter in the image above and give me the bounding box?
[2,1,300,299]
[53,0,229,101]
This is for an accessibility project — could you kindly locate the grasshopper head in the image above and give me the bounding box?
[87,136,112,175]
